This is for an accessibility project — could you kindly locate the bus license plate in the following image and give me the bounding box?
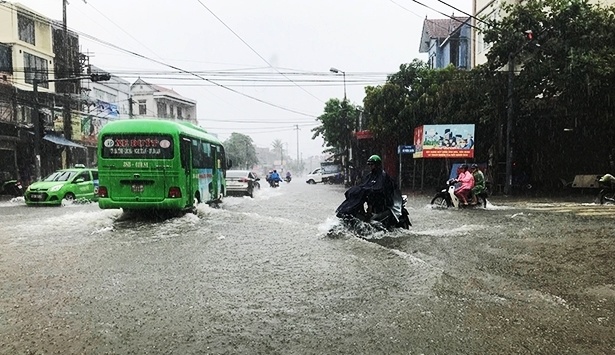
[131,184,144,193]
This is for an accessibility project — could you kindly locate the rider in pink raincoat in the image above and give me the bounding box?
[454,164,474,205]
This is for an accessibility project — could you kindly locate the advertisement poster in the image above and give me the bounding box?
[413,124,475,159]
[81,115,108,145]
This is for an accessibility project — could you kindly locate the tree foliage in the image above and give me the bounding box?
[271,139,284,162]
[311,98,362,154]
[483,0,615,182]
[312,0,615,189]
[223,133,258,170]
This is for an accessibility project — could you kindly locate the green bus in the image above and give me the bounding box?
[97,119,230,212]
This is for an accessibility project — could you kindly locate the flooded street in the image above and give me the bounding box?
[1,183,614,354]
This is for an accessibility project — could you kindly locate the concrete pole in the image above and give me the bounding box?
[504,53,514,195]
[33,79,41,182]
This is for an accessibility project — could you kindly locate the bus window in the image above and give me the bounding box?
[218,146,228,170]
[191,140,213,169]
[180,137,191,170]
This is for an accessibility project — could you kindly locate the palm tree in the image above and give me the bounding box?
[271,139,284,167]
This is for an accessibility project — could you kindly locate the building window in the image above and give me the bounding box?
[0,44,12,73]
[477,10,497,54]
[138,100,147,115]
[108,93,117,104]
[23,53,48,88]
[18,14,35,45]
[157,102,167,118]
[93,88,106,100]
[177,106,183,119]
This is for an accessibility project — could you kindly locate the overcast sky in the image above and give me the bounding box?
[14,0,471,159]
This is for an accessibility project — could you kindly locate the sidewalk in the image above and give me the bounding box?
[401,188,598,204]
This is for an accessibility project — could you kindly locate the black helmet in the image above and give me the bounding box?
[470,163,478,169]
[460,164,468,169]
[367,155,382,164]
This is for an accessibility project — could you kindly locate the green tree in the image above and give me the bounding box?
[363,61,496,155]
[311,98,361,155]
[271,138,284,164]
[223,133,258,169]
[483,0,615,184]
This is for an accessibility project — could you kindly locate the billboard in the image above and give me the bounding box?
[413,124,475,159]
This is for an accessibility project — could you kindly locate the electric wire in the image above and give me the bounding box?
[194,0,324,104]
[434,0,490,27]
[408,0,479,30]
[0,2,319,119]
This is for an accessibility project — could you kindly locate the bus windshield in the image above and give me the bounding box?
[101,134,174,159]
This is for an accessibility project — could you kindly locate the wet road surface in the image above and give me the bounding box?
[0,183,614,354]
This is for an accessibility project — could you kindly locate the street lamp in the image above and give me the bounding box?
[330,66,352,186]
[32,73,111,181]
[329,67,346,101]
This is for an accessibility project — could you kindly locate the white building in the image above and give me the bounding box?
[0,2,55,93]
[130,78,196,123]
[83,65,131,120]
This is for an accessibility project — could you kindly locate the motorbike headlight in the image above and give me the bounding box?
[49,184,63,192]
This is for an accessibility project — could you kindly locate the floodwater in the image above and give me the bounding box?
[0,182,614,354]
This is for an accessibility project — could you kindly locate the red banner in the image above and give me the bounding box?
[355,130,373,140]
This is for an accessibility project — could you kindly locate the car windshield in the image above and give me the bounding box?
[227,171,249,178]
[43,171,77,182]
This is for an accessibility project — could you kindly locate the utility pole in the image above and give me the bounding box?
[32,74,110,181]
[33,79,41,182]
[128,96,134,118]
[504,53,514,195]
[62,0,72,167]
[294,124,300,171]
[504,30,537,195]
[330,67,351,186]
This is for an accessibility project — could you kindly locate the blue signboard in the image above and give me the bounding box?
[397,145,415,154]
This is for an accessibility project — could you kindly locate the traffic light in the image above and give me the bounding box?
[90,73,111,82]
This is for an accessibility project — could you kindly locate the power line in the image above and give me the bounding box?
[433,0,490,27]
[0,2,319,119]
[408,0,480,30]
[194,0,324,105]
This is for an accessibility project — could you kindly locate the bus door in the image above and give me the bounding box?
[212,145,221,199]
[180,137,193,206]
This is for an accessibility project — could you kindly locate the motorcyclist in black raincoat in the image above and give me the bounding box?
[335,154,397,220]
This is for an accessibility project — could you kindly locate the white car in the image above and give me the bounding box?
[306,168,341,184]
[225,170,260,198]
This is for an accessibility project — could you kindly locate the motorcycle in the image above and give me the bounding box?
[0,179,23,197]
[336,186,411,231]
[597,173,615,204]
[268,179,280,188]
[285,176,292,183]
[431,179,488,208]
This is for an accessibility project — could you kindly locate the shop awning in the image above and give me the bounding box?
[43,134,86,149]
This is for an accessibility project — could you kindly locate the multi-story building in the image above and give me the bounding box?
[419,17,471,70]
[0,2,103,184]
[73,65,131,164]
[0,2,59,184]
[130,78,197,123]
